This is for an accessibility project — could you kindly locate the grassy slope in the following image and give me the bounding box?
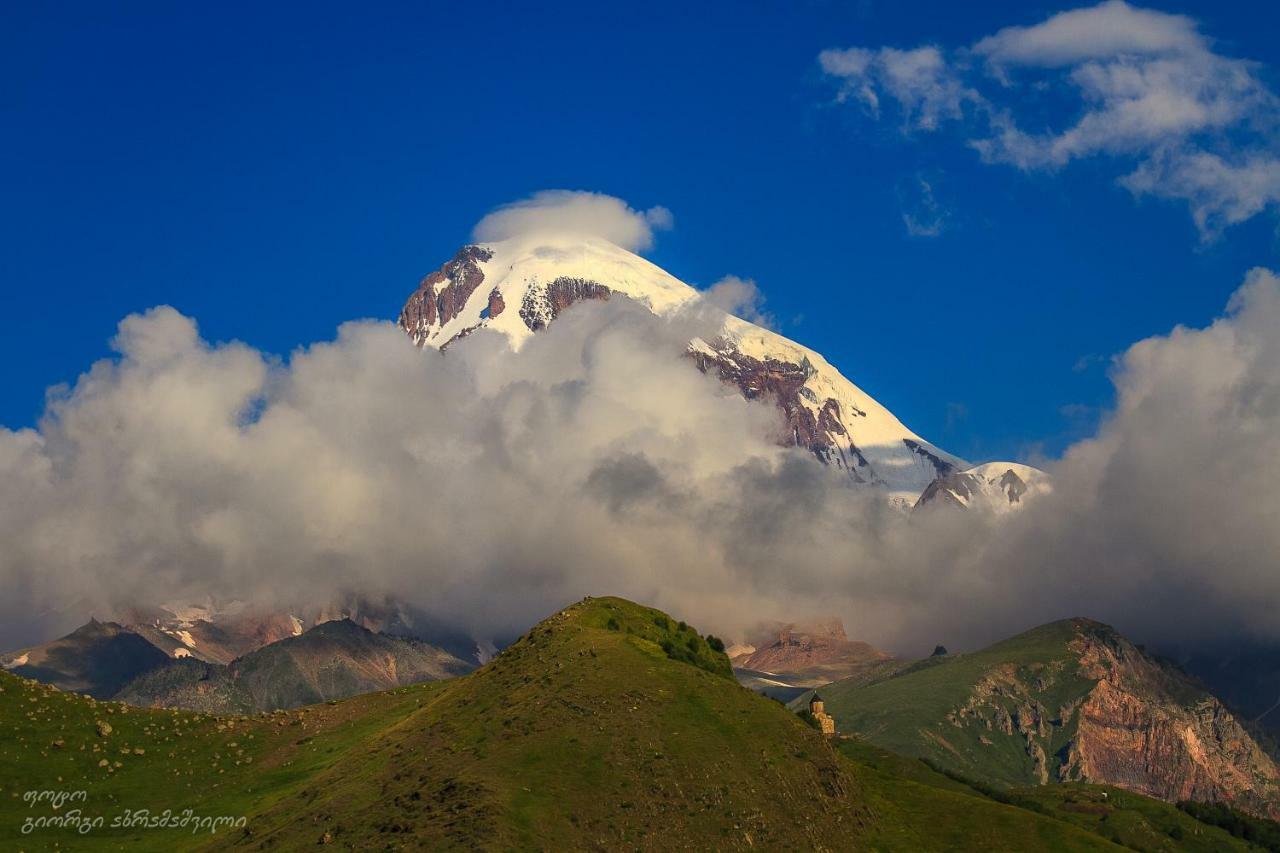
[0,597,1244,852]
[1015,784,1259,852]
[821,619,1097,786]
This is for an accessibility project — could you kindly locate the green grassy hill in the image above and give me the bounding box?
[818,617,1280,818]
[2,597,1268,851]
[819,618,1096,787]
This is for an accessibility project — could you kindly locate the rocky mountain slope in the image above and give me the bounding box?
[731,618,897,700]
[817,618,1280,818]
[117,603,301,665]
[1,619,170,698]
[115,619,472,713]
[399,236,966,501]
[113,594,486,667]
[3,615,472,713]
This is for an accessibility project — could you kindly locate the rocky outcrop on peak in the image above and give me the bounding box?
[486,287,505,319]
[398,246,494,346]
[519,276,612,332]
[902,439,957,479]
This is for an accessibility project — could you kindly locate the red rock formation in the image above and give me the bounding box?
[736,618,890,675]
[936,619,1280,817]
[1062,630,1280,817]
[486,287,505,318]
[398,246,493,345]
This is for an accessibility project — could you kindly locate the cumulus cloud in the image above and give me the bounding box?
[820,1,1280,239]
[973,0,1202,67]
[970,268,1280,646]
[471,190,674,252]
[2,267,1280,658]
[1121,148,1280,235]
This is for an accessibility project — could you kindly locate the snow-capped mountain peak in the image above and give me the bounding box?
[399,236,966,500]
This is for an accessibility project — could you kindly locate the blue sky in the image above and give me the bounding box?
[3,0,1278,462]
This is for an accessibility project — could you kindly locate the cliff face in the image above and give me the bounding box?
[398,246,494,347]
[519,276,612,331]
[1061,629,1279,817]
[821,618,1280,818]
[690,342,882,478]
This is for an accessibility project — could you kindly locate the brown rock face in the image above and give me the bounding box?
[519,276,612,331]
[690,341,872,476]
[735,619,890,676]
[398,246,494,345]
[486,287,505,319]
[1061,630,1280,817]
[933,620,1280,818]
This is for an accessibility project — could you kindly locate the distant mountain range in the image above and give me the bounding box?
[117,619,472,713]
[3,616,472,713]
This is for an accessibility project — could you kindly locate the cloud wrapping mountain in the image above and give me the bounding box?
[471,189,673,252]
[1,201,1279,657]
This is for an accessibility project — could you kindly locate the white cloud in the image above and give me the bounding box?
[1121,148,1280,235]
[701,276,776,329]
[819,46,976,131]
[820,1,1280,238]
[974,0,1202,67]
[471,190,673,252]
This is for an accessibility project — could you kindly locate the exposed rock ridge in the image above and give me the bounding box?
[398,246,494,346]
[940,620,1280,817]
[914,462,1050,514]
[902,439,956,479]
[1062,626,1280,816]
[690,341,875,478]
[519,276,612,332]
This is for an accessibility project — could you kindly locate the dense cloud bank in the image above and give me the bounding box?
[2,270,1279,655]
